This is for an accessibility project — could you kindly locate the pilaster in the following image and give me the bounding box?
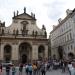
[12,43,19,61]
[32,45,38,60]
[0,43,4,61]
[44,45,48,59]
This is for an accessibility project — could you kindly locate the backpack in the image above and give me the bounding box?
[28,66,32,72]
[12,67,16,72]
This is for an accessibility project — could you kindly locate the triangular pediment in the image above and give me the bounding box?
[13,13,36,20]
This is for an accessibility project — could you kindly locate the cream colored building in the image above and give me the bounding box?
[0,8,48,65]
[50,9,75,59]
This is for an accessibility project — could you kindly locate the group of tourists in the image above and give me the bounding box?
[0,58,75,75]
[19,60,47,75]
[0,60,48,75]
[0,64,16,75]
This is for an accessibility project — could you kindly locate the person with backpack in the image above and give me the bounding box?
[12,65,16,75]
[28,64,32,75]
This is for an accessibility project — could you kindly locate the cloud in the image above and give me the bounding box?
[0,0,75,35]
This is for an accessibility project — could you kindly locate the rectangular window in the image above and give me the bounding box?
[68,46,69,50]
[71,45,73,50]
[70,33,72,40]
[67,34,69,41]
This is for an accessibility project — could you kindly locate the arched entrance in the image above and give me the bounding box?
[68,52,74,60]
[4,45,12,63]
[38,45,45,60]
[58,46,63,59]
[19,42,32,64]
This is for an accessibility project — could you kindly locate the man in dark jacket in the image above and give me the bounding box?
[41,63,46,75]
[6,65,10,75]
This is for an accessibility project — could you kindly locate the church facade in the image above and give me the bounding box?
[0,8,48,65]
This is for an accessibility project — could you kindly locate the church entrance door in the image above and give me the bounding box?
[22,54,27,64]
[19,42,32,64]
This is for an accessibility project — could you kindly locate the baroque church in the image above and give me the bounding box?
[0,8,48,65]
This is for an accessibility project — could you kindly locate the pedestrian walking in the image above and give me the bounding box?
[41,63,46,75]
[33,63,37,75]
[37,61,41,75]
[68,62,72,75]
[19,63,23,75]
[25,64,29,75]
[6,65,10,75]
[0,64,2,72]
[0,64,2,75]
[12,65,16,75]
[28,64,32,75]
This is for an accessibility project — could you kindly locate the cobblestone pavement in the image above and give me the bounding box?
[1,67,69,75]
[46,69,69,75]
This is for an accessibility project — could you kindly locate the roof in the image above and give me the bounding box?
[12,12,36,21]
[50,8,75,34]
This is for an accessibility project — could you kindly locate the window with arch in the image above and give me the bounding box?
[38,45,45,60]
[21,21,28,35]
[4,45,12,62]
[38,45,45,53]
[4,45,11,53]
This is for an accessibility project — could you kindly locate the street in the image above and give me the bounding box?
[1,67,69,75]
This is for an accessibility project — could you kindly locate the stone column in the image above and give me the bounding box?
[12,43,19,65]
[32,45,38,60]
[0,43,4,63]
[44,45,48,59]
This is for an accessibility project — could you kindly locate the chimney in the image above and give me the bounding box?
[53,25,56,29]
[66,9,72,15]
[58,18,62,24]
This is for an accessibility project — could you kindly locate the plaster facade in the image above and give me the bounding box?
[50,9,75,59]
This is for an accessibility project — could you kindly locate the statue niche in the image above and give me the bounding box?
[21,21,28,36]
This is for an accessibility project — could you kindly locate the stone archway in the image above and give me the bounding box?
[38,45,45,60]
[58,46,63,59]
[68,52,74,60]
[19,42,32,64]
[4,45,12,63]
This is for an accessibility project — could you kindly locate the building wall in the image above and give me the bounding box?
[0,38,48,65]
[50,9,75,59]
[0,9,48,65]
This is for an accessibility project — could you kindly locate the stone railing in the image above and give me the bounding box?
[0,33,47,39]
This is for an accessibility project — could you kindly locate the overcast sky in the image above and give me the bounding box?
[0,0,75,36]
